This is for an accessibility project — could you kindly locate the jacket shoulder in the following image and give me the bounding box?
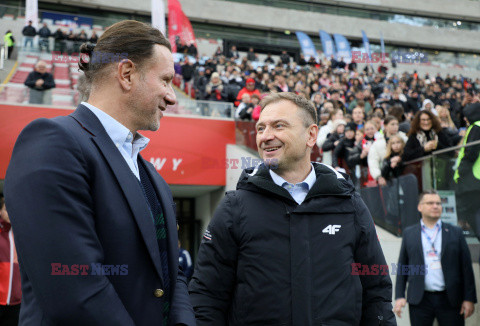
[402,223,419,236]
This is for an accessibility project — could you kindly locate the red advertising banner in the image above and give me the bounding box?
[168,0,197,53]
[0,105,235,185]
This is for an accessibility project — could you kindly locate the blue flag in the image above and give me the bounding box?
[319,30,335,59]
[333,33,352,63]
[295,31,317,60]
[361,30,371,61]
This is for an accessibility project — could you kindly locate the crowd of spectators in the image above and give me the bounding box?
[179,46,480,187]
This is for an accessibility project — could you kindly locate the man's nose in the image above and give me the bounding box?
[165,84,176,106]
[258,127,275,143]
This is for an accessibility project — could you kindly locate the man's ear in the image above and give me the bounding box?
[117,59,135,91]
[307,123,319,148]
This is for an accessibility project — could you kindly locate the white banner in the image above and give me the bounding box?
[25,0,39,28]
[152,0,166,35]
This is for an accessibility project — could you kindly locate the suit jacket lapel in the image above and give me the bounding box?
[70,105,164,282]
[140,157,179,287]
[414,224,424,265]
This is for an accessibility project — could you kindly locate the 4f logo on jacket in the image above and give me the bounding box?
[322,225,341,235]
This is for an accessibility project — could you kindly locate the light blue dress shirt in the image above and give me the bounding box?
[420,219,445,291]
[269,164,316,205]
[82,102,150,180]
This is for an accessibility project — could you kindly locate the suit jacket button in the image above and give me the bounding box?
[154,289,164,298]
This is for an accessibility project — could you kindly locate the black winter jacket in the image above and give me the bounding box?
[189,163,396,326]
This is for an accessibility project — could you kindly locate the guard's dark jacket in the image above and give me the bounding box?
[189,163,396,326]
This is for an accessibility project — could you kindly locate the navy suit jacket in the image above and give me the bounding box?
[4,105,195,325]
[395,222,476,307]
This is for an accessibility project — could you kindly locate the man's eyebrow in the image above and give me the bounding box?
[256,119,290,128]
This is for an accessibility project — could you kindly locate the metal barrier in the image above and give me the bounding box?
[361,139,480,236]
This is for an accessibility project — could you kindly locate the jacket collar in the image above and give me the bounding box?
[238,162,353,204]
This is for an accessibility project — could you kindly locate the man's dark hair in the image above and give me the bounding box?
[260,92,317,127]
[419,190,439,203]
[78,20,171,83]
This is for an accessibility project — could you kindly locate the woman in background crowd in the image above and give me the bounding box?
[403,110,450,161]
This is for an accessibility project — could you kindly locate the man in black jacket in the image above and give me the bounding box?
[24,60,55,104]
[190,92,396,325]
[22,20,36,49]
[38,23,51,52]
[394,190,476,325]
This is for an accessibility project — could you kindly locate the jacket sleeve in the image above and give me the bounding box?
[4,119,135,325]
[316,124,330,148]
[42,73,56,90]
[352,193,396,326]
[380,158,392,179]
[368,142,382,180]
[402,135,425,162]
[24,72,37,88]
[458,228,477,303]
[346,144,362,167]
[436,129,451,149]
[171,268,196,326]
[395,232,409,300]
[322,134,336,151]
[332,141,344,168]
[189,193,238,326]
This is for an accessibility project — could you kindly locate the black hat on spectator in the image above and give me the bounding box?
[345,122,356,132]
[463,103,480,124]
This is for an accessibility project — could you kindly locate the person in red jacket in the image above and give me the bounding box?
[235,78,260,107]
[0,196,21,326]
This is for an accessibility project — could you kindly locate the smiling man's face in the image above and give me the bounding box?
[256,100,315,174]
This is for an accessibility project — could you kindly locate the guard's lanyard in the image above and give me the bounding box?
[421,223,441,253]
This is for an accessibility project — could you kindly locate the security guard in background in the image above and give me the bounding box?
[454,102,480,241]
[3,30,15,59]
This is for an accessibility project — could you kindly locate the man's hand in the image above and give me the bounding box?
[460,300,475,319]
[35,79,44,87]
[393,298,406,318]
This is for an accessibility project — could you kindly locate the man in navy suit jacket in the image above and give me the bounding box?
[394,190,476,326]
[4,20,195,326]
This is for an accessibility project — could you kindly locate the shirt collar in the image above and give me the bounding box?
[82,102,150,150]
[269,164,316,190]
[420,219,442,230]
